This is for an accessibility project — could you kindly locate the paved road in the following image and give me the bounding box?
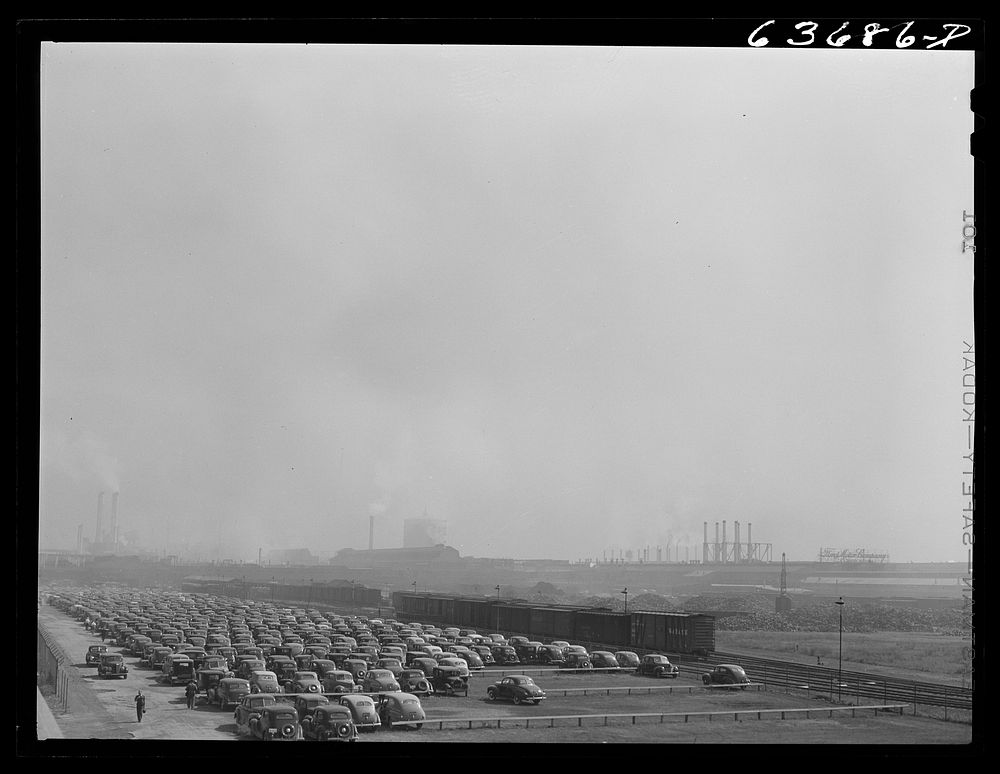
[37,604,238,740]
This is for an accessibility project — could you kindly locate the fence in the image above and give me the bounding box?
[37,620,71,714]
[391,704,909,731]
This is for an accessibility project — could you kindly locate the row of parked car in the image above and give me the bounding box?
[50,585,751,742]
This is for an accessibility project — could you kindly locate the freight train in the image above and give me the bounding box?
[390,592,715,656]
[179,578,382,607]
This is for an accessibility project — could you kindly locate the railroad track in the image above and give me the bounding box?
[676,651,973,712]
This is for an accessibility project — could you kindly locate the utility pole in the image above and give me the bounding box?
[836,597,845,701]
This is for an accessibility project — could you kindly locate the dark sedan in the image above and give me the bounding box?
[486,675,546,705]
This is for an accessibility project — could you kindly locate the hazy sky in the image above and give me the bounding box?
[38,43,975,562]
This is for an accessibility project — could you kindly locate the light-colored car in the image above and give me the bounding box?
[338,693,381,732]
[248,669,282,694]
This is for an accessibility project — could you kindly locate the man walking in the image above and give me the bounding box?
[134,690,146,722]
[185,679,198,709]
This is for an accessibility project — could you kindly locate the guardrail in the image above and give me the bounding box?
[691,652,973,717]
[540,683,763,697]
[393,703,908,731]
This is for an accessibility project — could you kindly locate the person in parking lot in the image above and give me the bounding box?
[185,680,198,709]
[134,690,146,722]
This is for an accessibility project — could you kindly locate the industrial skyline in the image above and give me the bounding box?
[38,43,974,564]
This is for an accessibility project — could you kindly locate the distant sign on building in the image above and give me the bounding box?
[404,518,447,548]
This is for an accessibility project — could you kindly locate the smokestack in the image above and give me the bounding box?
[77,524,83,555]
[747,522,753,561]
[110,492,120,553]
[714,522,720,563]
[734,521,740,563]
[96,492,105,544]
[722,520,727,563]
[703,522,709,565]
[369,514,374,552]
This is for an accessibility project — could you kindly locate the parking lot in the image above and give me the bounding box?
[36,591,972,745]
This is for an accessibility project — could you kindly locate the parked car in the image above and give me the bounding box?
[380,646,405,661]
[534,645,566,666]
[637,654,680,678]
[268,656,297,683]
[376,692,426,730]
[166,657,197,685]
[322,670,360,694]
[471,645,496,665]
[301,705,358,741]
[148,646,174,670]
[97,653,128,679]
[343,658,369,684]
[514,642,543,664]
[614,651,641,670]
[250,704,301,741]
[249,670,282,694]
[561,652,593,670]
[397,668,433,697]
[486,675,546,705]
[197,667,228,704]
[375,657,404,678]
[291,692,330,722]
[456,650,484,670]
[430,665,469,697]
[236,658,267,680]
[590,651,620,669]
[362,669,401,694]
[215,677,251,709]
[491,645,519,665]
[85,644,108,665]
[233,693,281,735]
[436,657,470,677]
[702,664,751,688]
[288,671,322,694]
[337,693,381,732]
[203,655,228,671]
[409,656,439,678]
[310,659,339,680]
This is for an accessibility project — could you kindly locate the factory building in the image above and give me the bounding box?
[403,518,447,548]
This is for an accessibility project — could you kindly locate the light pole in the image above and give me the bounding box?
[620,587,629,614]
[495,585,501,633]
[835,596,845,701]
[351,579,357,607]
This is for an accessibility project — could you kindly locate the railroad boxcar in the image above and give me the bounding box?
[496,602,533,635]
[455,597,492,631]
[529,605,579,642]
[574,610,631,647]
[631,611,714,655]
